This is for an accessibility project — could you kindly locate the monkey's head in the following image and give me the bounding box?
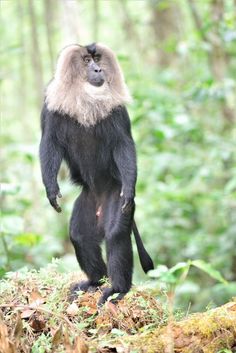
[55,44,102,86]
[46,43,131,126]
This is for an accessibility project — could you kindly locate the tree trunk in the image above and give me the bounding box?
[150,0,182,67]
[28,0,44,109]
[188,0,235,123]
[44,0,56,75]
[16,0,28,132]
[118,0,141,49]
[209,0,227,81]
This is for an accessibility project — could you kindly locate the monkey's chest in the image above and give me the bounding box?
[61,117,117,187]
[66,133,113,185]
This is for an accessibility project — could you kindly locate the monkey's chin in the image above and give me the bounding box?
[83,82,109,98]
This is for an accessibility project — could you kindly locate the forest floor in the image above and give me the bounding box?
[0,263,236,353]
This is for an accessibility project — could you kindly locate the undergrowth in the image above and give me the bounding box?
[0,261,163,353]
[0,261,235,353]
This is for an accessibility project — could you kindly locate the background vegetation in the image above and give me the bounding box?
[1,0,236,312]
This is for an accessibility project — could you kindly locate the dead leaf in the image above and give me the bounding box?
[172,326,183,338]
[30,314,46,331]
[20,309,35,319]
[13,312,23,341]
[174,331,193,349]
[95,312,110,326]
[73,337,88,353]
[0,309,4,321]
[0,321,16,353]
[117,304,129,316]
[228,303,236,311]
[28,290,45,307]
[66,302,79,316]
[79,300,94,308]
[106,302,118,316]
[86,307,97,315]
[52,323,63,347]
[64,328,73,353]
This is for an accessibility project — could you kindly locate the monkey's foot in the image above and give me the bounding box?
[69,280,101,301]
[98,287,126,306]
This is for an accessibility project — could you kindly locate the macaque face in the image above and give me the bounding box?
[83,53,105,87]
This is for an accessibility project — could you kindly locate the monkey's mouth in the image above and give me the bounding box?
[89,78,105,87]
[87,70,105,87]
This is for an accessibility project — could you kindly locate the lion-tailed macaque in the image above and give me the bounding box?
[40,43,154,305]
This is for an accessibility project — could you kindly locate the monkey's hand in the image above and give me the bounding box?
[47,188,62,213]
[120,190,135,214]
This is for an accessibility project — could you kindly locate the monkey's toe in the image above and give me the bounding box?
[98,288,126,306]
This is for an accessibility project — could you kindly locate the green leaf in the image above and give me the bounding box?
[108,293,120,301]
[148,265,169,279]
[111,328,126,336]
[14,233,42,246]
[0,267,6,278]
[168,262,189,274]
[191,260,227,284]
[168,261,191,282]
[148,263,191,285]
[158,271,177,284]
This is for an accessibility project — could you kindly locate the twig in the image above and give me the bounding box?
[187,0,208,42]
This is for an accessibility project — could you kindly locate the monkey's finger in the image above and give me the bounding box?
[49,198,62,213]
[122,200,133,213]
[58,192,62,198]
[49,198,55,207]
[121,201,127,210]
[55,205,62,213]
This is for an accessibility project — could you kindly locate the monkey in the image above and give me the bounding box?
[39,43,154,305]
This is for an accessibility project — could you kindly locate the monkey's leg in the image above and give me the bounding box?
[70,190,107,298]
[98,192,134,305]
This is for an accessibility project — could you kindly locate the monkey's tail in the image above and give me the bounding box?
[132,221,154,274]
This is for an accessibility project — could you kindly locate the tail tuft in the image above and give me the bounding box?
[132,221,154,274]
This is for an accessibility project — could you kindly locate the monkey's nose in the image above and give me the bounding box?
[91,62,102,73]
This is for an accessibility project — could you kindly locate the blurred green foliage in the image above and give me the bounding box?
[1,0,236,311]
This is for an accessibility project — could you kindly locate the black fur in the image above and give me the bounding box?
[40,104,153,304]
[86,42,97,55]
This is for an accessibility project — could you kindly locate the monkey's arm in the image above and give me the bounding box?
[39,107,63,212]
[113,109,137,212]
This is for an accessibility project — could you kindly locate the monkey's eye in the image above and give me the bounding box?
[83,56,91,64]
[94,56,100,63]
